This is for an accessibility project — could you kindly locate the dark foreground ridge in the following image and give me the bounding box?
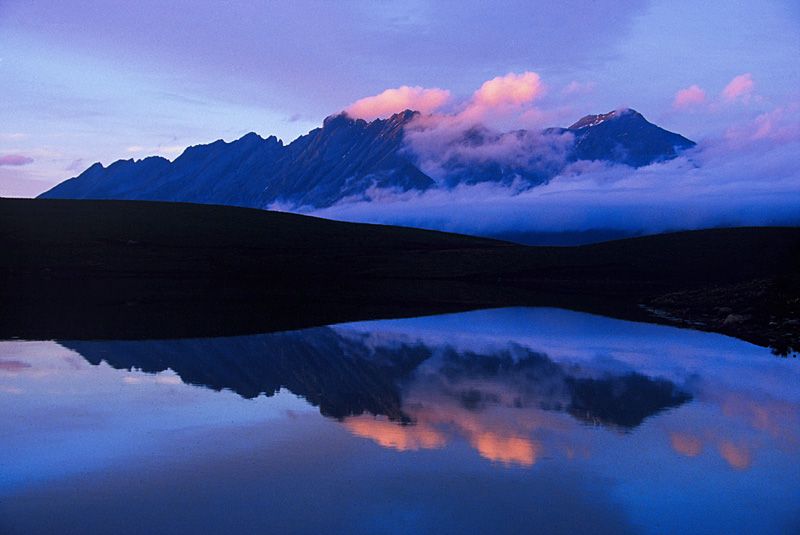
[1,198,798,352]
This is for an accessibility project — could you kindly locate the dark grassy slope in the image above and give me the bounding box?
[1,198,798,347]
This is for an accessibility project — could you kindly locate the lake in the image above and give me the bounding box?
[1,307,798,534]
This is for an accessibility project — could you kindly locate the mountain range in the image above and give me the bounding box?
[39,109,695,209]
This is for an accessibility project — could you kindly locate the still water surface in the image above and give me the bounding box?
[1,308,798,534]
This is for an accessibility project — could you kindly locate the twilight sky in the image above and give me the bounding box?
[1,0,799,212]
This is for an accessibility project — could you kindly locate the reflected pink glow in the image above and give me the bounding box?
[721,395,799,439]
[471,432,542,467]
[344,411,543,466]
[662,390,800,472]
[344,416,447,451]
[336,315,800,471]
[344,373,573,467]
[718,442,752,471]
[670,432,704,457]
[4,306,800,534]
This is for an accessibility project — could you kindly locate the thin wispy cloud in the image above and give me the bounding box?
[560,81,596,97]
[66,159,85,172]
[0,154,34,166]
[124,145,184,154]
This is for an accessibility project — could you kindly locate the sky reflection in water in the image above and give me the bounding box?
[1,308,798,535]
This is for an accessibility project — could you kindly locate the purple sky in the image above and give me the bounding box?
[1,0,799,206]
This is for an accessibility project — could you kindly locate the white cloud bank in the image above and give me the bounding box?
[296,101,800,238]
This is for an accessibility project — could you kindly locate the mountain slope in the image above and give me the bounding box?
[42,111,432,209]
[259,110,433,207]
[39,109,695,208]
[566,108,695,166]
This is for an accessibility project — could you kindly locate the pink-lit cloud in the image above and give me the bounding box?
[473,72,545,109]
[344,86,451,121]
[721,73,755,103]
[723,103,800,146]
[344,72,555,132]
[0,360,33,372]
[347,72,571,183]
[458,72,549,127]
[671,75,760,117]
[0,154,34,166]
[672,85,707,110]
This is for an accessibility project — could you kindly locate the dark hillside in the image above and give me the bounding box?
[1,198,798,349]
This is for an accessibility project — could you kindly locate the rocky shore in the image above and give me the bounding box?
[644,278,799,357]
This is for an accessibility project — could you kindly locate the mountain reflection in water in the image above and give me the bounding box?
[61,320,691,466]
[3,308,799,535]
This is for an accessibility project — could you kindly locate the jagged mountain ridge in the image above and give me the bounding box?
[39,108,695,208]
[41,111,431,209]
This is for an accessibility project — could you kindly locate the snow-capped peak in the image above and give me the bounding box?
[568,108,636,130]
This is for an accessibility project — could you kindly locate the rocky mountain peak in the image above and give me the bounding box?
[568,108,641,130]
